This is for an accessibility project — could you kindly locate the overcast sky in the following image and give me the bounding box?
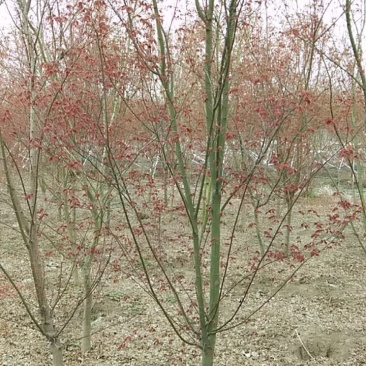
[0,1,14,30]
[0,0,359,48]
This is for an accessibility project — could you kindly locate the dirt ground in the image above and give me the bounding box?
[1,189,366,366]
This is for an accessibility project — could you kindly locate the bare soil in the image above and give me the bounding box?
[1,189,366,366]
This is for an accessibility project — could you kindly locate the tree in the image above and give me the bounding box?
[0,0,65,364]
[0,1,359,364]
[104,1,349,365]
[0,0,111,361]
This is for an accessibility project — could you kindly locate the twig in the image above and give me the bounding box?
[295,329,315,360]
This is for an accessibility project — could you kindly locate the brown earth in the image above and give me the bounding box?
[1,187,366,366]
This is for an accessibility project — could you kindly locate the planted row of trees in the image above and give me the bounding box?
[0,0,366,365]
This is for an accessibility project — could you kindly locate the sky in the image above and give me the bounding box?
[0,0,362,50]
[0,1,14,30]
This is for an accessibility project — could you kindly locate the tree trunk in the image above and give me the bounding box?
[43,305,63,366]
[50,340,64,366]
[81,263,92,353]
[285,198,293,256]
[201,335,216,366]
